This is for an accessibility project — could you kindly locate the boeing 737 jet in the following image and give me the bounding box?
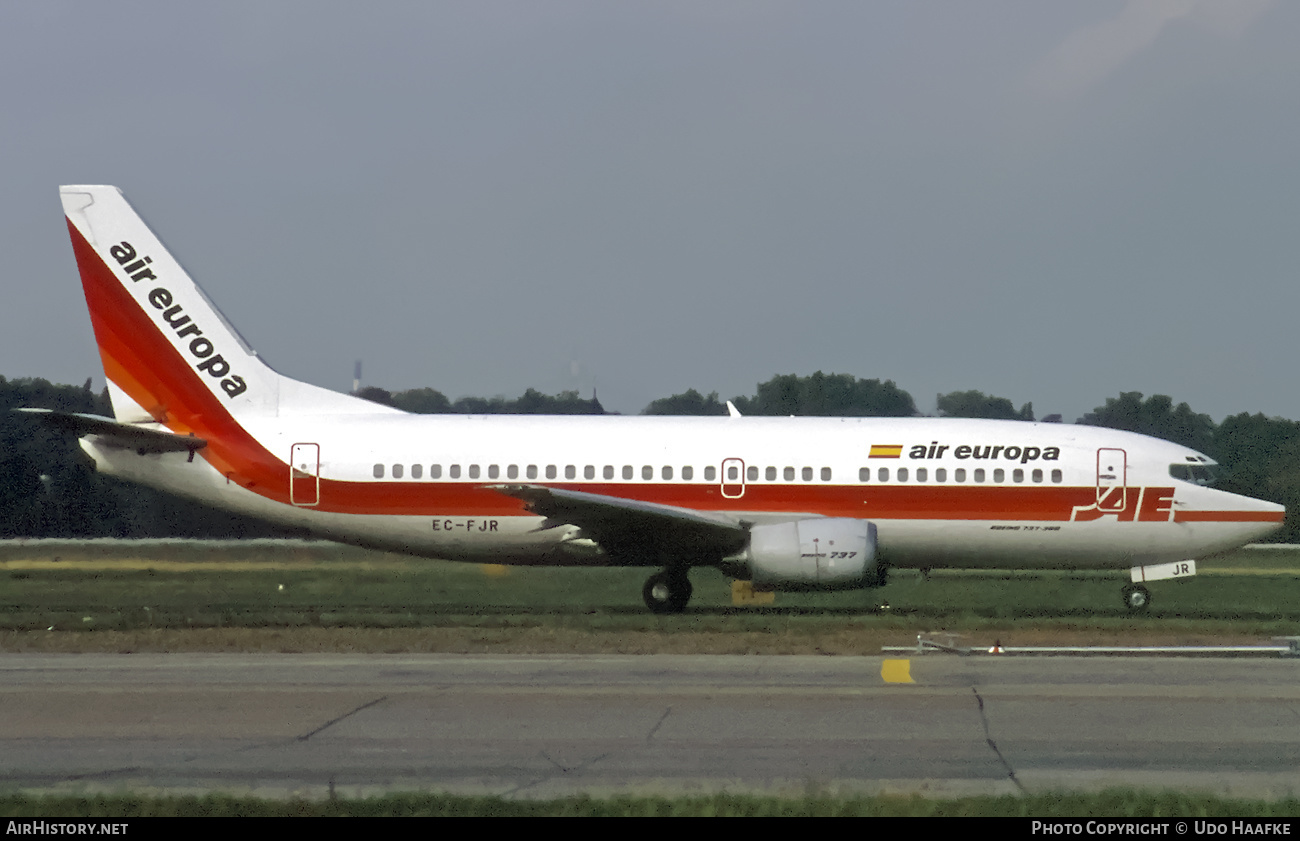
[34,185,1285,613]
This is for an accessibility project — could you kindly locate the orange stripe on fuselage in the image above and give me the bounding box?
[321,482,1275,523]
[1173,510,1285,523]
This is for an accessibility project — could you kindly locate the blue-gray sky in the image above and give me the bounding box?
[3,1,1296,421]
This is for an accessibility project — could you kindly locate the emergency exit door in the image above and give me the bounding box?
[720,458,745,499]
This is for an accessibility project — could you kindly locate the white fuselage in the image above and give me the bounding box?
[82,413,1284,570]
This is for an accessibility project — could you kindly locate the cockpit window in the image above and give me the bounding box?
[1169,462,1223,486]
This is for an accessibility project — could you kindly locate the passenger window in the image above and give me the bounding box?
[973,468,984,483]
[411,464,423,479]
[643,465,653,480]
[488,465,499,479]
[1032,469,1043,483]
[392,464,404,479]
[621,465,632,480]
[469,465,481,479]
[821,467,831,481]
[954,468,965,482]
[784,466,795,481]
[935,468,946,483]
[682,466,693,481]
[767,466,777,481]
[584,465,594,480]
[916,468,927,482]
[560,465,572,480]
[1052,469,1063,484]
[878,467,889,482]
[1013,469,1024,483]
[705,466,717,481]
[604,465,614,480]
[993,468,1004,483]
[373,463,384,478]
[527,465,538,480]
[747,465,758,481]
[859,467,870,482]
[662,466,673,480]
[431,464,442,479]
[450,465,461,479]
[802,467,813,481]
[898,467,909,482]
[727,465,739,481]
[507,465,519,480]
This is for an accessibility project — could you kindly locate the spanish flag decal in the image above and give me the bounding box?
[869,445,903,459]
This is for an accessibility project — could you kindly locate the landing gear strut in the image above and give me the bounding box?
[1122,583,1151,612]
[643,569,693,614]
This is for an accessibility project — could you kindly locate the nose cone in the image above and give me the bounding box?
[1245,496,1287,541]
[1184,490,1286,553]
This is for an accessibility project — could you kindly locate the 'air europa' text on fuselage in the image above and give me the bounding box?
[905,441,1061,463]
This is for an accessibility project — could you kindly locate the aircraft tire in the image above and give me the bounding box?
[643,570,692,614]
[1122,583,1151,612]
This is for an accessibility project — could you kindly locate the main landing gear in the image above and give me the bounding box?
[643,569,693,614]
[1122,583,1151,612]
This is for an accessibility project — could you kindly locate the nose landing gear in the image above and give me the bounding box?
[1122,583,1151,612]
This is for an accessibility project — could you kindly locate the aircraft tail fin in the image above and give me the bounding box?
[60,186,395,430]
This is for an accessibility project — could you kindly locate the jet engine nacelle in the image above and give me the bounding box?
[745,518,880,591]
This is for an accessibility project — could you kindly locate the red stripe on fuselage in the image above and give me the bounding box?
[1173,510,1285,523]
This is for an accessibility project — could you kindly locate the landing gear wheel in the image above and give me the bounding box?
[643,570,693,614]
[1122,583,1151,612]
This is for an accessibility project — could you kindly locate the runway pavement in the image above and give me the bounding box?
[1,653,1298,800]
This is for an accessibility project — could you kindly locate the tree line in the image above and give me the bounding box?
[3,372,1299,541]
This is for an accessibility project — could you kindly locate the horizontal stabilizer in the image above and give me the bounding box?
[16,408,208,456]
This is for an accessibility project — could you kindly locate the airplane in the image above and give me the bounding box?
[34,185,1285,614]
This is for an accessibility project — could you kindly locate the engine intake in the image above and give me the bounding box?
[745,518,879,591]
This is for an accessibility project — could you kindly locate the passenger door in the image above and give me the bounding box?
[290,442,320,506]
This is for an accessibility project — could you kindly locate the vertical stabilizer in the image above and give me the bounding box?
[60,186,398,429]
[61,186,280,423]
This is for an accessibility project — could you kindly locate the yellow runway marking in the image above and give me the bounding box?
[881,659,914,684]
[730,580,775,606]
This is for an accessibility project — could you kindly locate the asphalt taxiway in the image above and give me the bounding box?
[1,653,1297,800]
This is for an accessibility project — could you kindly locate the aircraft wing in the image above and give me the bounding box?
[16,409,208,456]
[491,484,750,561]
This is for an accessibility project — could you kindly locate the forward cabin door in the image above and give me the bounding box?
[290,442,320,507]
[1096,448,1127,513]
